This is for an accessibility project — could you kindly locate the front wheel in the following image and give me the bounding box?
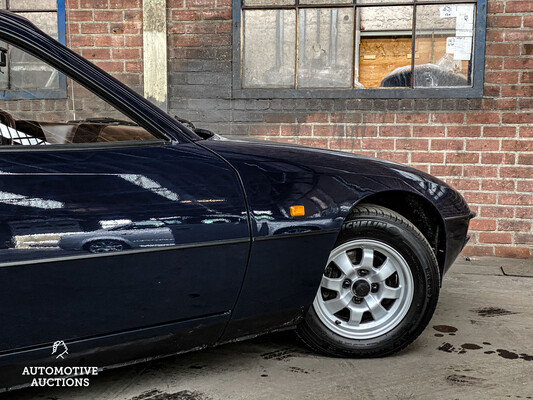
[297,204,440,357]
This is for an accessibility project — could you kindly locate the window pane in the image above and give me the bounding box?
[0,42,157,146]
[298,8,354,88]
[243,10,296,88]
[358,6,413,88]
[357,0,413,3]
[414,4,474,87]
[8,0,57,10]
[19,12,58,39]
[300,0,352,5]
[243,0,295,6]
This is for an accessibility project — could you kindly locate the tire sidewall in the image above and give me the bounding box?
[303,210,440,357]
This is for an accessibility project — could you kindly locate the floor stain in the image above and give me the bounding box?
[261,348,295,361]
[472,307,517,318]
[434,333,444,337]
[496,349,533,361]
[446,374,485,386]
[288,367,309,374]
[438,342,456,353]
[433,325,458,333]
[461,343,483,350]
[130,390,210,400]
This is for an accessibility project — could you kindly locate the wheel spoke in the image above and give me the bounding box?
[372,258,396,282]
[347,304,364,326]
[320,276,343,291]
[360,248,374,269]
[365,294,388,321]
[324,291,352,314]
[381,285,401,300]
[331,252,354,276]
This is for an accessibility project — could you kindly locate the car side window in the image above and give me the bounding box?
[0,42,159,147]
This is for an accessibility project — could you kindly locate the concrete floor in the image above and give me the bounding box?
[3,257,533,400]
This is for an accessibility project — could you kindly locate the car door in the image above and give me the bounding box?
[0,29,250,355]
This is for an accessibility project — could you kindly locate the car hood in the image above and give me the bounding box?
[200,137,470,219]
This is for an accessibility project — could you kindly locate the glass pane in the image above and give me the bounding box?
[243,10,296,88]
[414,4,474,88]
[300,0,352,5]
[19,12,58,39]
[0,41,157,146]
[357,0,413,3]
[9,0,57,10]
[298,8,354,88]
[243,0,295,5]
[358,6,413,88]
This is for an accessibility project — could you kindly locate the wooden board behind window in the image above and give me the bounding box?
[358,36,468,88]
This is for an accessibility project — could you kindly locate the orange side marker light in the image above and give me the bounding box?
[290,205,305,217]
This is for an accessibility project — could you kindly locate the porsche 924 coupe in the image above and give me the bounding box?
[0,10,473,390]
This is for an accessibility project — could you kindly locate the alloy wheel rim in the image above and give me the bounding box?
[313,239,414,339]
[89,241,124,253]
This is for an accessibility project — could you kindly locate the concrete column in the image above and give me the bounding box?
[143,0,168,112]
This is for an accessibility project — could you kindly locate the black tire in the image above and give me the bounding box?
[297,204,440,357]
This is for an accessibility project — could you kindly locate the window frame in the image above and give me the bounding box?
[0,0,67,100]
[232,0,487,99]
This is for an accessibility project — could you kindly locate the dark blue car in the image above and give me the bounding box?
[0,10,472,390]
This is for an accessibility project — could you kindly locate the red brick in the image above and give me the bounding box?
[445,152,479,164]
[478,232,512,244]
[463,192,496,204]
[465,139,499,151]
[299,138,328,148]
[466,112,501,124]
[515,234,533,245]
[498,220,531,232]
[329,138,361,151]
[396,113,429,124]
[501,167,533,179]
[470,219,496,231]
[488,16,522,28]
[485,71,519,84]
[502,112,533,124]
[413,126,445,137]
[499,193,533,206]
[464,166,498,177]
[486,43,520,56]
[361,138,394,150]
[479,206,514,218]
[462,246,495,257]
[483,126,516,137]
[430,113,464,124]
[379,125,411,137]
[502,140,533,151]
[447,126,481,137]
[431,139,464,151]
[481,153,516,164]
[495,247,530,258]
[411,152,444,163]
[430,165,463,177]
[506,1,533,12]
[313,125,345,137]
[378,152,409,164]
[362,114,395,124]
[488,1,504,13]
[482,180,515,191]
[396,139,428,151]
[501,86,533,98]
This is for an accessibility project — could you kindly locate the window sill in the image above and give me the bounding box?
[232,86,484,100]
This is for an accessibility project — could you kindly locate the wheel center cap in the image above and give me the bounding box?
[353,280,371,297]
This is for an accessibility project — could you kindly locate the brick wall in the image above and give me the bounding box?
[167,0,533,259]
